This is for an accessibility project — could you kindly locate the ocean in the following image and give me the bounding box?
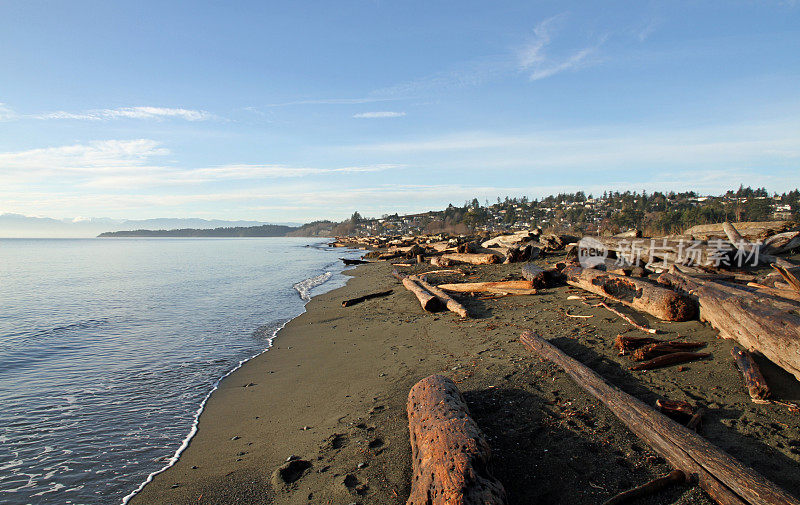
[0,237,358,504]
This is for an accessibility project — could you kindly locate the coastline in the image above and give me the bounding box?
[131,259,800,505]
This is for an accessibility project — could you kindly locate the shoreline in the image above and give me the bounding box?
[131,259,800,505]
[123,258,353,505]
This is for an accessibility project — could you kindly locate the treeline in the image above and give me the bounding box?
[98,224,297,237]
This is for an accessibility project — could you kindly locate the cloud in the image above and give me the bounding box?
[0,103,18,121]
[518,17,606,81]
[0,139,402,190]
[353,111,407,119]
[36,106,213,121]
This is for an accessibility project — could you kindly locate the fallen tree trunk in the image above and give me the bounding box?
[341,258,371,265]
[731,346,770,402]
[341,289,393,307]
[392,270,443,312]
[659,270,800,381]
[519,330,800,505]
[563,265,697,321]
[763,231,800,255]
[724,222,795,269]
[413,275,468,318]
[684,221,794,241]
[579,236,732,269]
[406,375,507,505]
[436,280,535,294]
[603,470,687,505]
[632,342,707,361]
[630,351,711,371]
[521,263,563,288]
[440,252,500,265]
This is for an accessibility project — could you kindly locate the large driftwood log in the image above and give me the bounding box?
[406,375,507,505]
[579,236,731,269]
[413,275,468,318]
[724,222,795,269]
[392,270,443,312]
[763,231,800,255]
[440,252,501,265]
[563,265,697,321]
[521,263,563,288]
[684,221,794,241]
[437,280,535,294]
[659,271,800,381]
[519,330,800,505]
[731,346,770,402]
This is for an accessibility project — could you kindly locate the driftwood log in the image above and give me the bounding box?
[521,263,563,288]
[440,252,501,265]
[413,276,468,318]
[724,222,795,269]
[519,330,800,505]
[731,346,771,402]
[341,289,393,307]
[563,265,697,321]
[603,470,688,505]
[659,270,800,381]
[406,375,507,505]
[392,270,443,312]
[437,280,537,296]
[341,258,371,265]
[629,351,711,371]
[579,236,732,269]
[684,221,793,242]
[632,342,706,361]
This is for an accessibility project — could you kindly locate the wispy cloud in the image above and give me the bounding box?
[0,103,18,121]
[518,16,605,81]
[353,111,407,119]
[36,106,213,121]
[0,139,402,189]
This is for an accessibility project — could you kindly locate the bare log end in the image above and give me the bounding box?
[406,375,507,505]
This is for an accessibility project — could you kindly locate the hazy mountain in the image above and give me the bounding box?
[0,213,302,238]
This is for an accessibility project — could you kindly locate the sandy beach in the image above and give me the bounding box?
[131,258,800,505]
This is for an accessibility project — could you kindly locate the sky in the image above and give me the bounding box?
[1,0,799,223]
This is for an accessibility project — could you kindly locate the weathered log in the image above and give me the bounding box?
[725,222,795,269]
[614,229,643,239]
[632,342,706,361]
[564,265,697,321]
[413,276,468,318]
[763,231,800,255]
[519,330,800,505]
[602,470,688,505]
[341,258,371,265]
[595,301,658,334]
[393,270,443,312]
[436,280,535,294]
[341,289,393,307]
[686,408,705,431]
[441,252,500,265]
[746,282,800,302]
[731,346,770,402]
[656,399,694,422]
[521,263,563,288]
[430,256,452,267]
[630,351,711,371]
[659,270,800,381]
[614,334,660,355]
[772,264,800,293]
[684,221,794,241]
[578,236,732,269]
[406,375,507,505]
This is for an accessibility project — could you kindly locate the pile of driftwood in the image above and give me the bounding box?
[331,228,580,266]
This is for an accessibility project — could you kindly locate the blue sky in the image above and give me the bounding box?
[1,0,798,222]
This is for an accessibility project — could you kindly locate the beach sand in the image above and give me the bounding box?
[131,258,800,505]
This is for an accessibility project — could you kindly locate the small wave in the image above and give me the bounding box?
[292,272,332,301]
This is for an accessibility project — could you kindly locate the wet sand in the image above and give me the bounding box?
[131,259,800,505]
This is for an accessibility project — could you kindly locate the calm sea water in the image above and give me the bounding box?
[0,238,358,504]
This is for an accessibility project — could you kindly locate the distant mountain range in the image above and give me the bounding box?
[98,224,298,238]
[0,213,303,238]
